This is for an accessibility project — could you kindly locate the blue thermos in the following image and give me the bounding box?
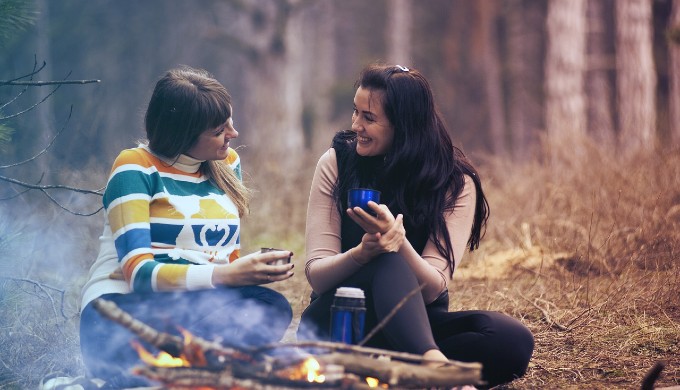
[330,287,366,344]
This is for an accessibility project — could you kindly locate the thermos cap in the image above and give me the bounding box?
[335,287,365,299]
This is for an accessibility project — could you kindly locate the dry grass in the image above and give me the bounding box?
[0,140,678,389]
[242,140,680,389]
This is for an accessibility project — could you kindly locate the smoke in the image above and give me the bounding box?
[0,170,104,387]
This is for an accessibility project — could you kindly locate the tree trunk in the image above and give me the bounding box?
[615,0,657,155]
[669,0,680,146]
[386,0,412,65]
[545,0,587,157]
[300,0,337,153]
[586,0,616,146]
[214,1,305,162]
[35,0,53,177]
[505,0,546,161]
[477,0,507,157]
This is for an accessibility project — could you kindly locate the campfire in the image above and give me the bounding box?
[93,298,482,389]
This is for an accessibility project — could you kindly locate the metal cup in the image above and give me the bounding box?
[347,188,381,214]
[261,247,291,265]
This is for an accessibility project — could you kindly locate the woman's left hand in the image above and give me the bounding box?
[355,214,406,261]
[347,201,395,234]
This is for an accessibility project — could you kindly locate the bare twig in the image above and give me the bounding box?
[3,58,47,83]
[358,283,425,346]
[0,174,104,195]
[40,189,104,216]
[519,292,569,331]
[0,186,30,200]
[0,277,68,319]
[0,79,101,86]
[0,171,104,215]
[0,58,44,111]
[0,78,63,120]
[0,105,73,169]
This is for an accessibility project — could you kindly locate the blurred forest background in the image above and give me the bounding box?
[1,0,679,389]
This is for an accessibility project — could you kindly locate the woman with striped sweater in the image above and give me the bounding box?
[79,66,294,388]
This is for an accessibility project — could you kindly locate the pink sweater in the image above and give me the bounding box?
[304,148,477,304]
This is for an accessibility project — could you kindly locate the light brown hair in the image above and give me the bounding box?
[144,66,250,215]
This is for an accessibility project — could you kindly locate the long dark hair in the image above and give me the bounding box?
[144,66,250,215]
[333,64,489,276]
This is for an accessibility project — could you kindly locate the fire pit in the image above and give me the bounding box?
[92,298,482,389]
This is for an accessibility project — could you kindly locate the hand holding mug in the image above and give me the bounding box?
[347,188,395,234]
[212,249,294,286]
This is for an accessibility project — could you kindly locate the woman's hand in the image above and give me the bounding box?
[347,201,395,234]
[211,249,294,286]
[352,214,405,263]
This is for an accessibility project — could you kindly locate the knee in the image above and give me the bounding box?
[364,252,414,281]
[484,314,534,386]
[244,286,293,321]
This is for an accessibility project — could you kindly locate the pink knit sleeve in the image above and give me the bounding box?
[304,149,364,294]
[421,175,477,275]
[304,150,477,298]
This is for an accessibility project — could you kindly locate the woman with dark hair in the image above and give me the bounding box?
[79,66,294,388]
[298,64,534,387]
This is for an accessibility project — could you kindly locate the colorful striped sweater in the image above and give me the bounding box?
[81,145,242,307]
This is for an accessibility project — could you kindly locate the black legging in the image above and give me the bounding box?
[298,253,534,387]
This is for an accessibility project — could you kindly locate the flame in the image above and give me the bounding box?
[286,357,326,383]
[132,340,189,367]
[131,327,208,368]
[303,357,325,383]
[366,376,388,388]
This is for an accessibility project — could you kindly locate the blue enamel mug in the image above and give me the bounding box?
[347,188,381,213]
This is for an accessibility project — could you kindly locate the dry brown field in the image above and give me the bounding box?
[1,140,678,389]
[244,142,680,390]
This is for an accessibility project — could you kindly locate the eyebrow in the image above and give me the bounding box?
[354,103,376,118]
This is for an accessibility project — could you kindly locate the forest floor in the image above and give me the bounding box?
[1,141,679,389]
[264,142,680,390]
[268,240,679,390]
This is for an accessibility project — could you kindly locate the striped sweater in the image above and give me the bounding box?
[82,145,242,305]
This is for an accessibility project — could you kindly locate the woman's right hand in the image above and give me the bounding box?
[347,201,396,234]
[352,214,405,263]
[211,250,294,286]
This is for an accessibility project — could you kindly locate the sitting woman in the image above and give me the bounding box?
[79,66,294,388]
[297,63,534,388]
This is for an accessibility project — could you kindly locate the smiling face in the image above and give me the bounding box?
[186,114,238,161]
[351,86,394,157]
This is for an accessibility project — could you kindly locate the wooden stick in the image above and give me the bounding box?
[91,298,251,365]
[316,352,481,388]
[134,366,373,390]
[358,284,425,346]
[94,298,481,388]
[254,340,478,367]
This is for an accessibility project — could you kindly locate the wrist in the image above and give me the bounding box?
[349,245,369,266]
[211,265,233,286]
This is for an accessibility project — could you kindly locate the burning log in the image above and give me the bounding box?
[93,298,482,389]
[315,353,480,388]
[91,298,255,367]
[134,365,374,390]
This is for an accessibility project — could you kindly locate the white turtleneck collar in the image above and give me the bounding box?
[140,144,204,174]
